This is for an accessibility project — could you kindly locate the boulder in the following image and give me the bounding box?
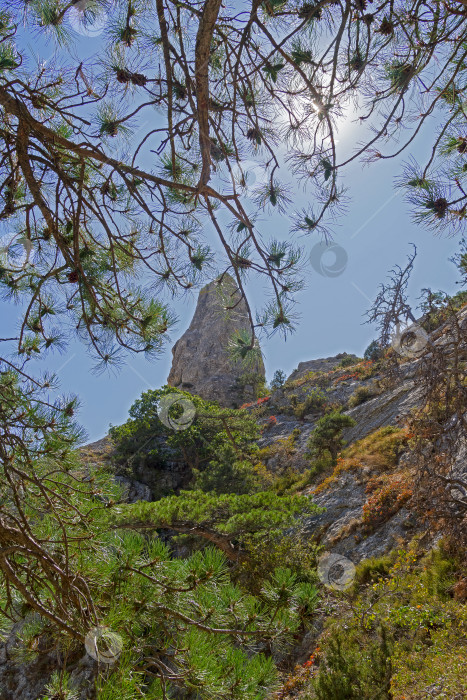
[168,274,265,407]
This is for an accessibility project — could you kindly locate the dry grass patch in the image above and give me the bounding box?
[310,426,409,495]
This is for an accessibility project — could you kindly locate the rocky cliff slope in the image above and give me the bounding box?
[83,308,467,567]
[3,300,466,700]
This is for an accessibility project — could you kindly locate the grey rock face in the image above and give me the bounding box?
[168,274,265,407]
[0,620,97,700]
[302,469,422,564]
[343,377,422,444]
[114,476,153,503]
[258,359,433,561]
[287,353,359,382]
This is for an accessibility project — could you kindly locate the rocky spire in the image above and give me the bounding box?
[167,274,265,407]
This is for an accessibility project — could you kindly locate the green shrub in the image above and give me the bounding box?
[422,544,458,599]
[234,369,268,401]
[348,382,380,408]
[240,533,321,591]
[354,554,394,586]
[2,451,317,698]
[271,466,305,495]
[419,289,467,332]
[192,446,267,494]
[112,489,322,586]
[312,627,392,700]
[296,543,467,700]
[109,386,261,495]
[290,387,327,419]
[307,411,356,465]
[270,369,286,390]
[364,340,384,361]
[337,354,360,368]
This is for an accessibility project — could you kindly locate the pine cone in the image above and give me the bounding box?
[130,72,147,86]
[116,69,132,84]
[378,17,394,35]
[298,2,322,21]
[106,122,119,137]
[433,198,448,218]
[173,82,187,100]
[67,270,79,283]
[246,127,262,144]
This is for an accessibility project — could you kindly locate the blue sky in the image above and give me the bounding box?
[1,9,463,443]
